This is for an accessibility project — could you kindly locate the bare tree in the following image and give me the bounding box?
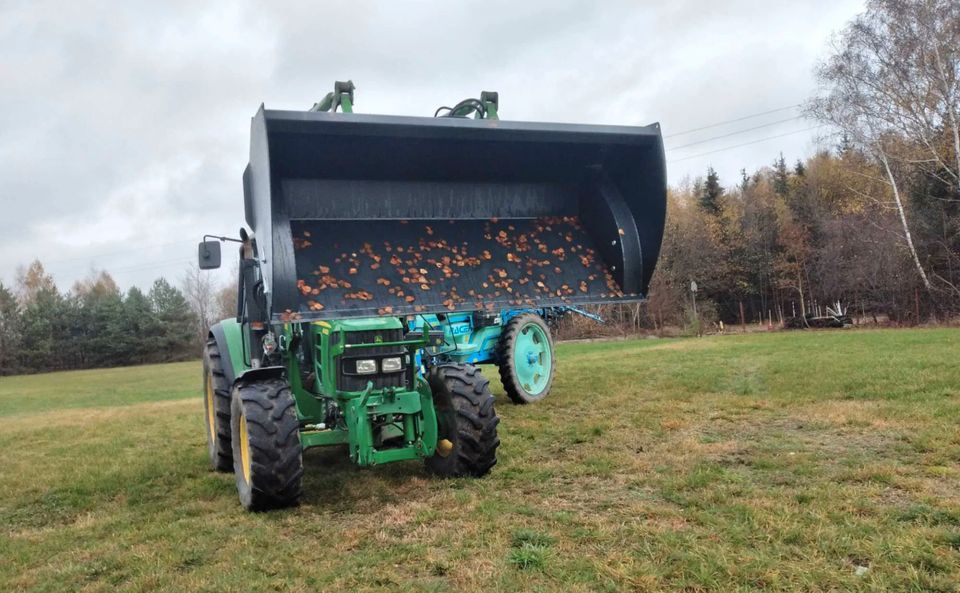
[182,264,216,348]
[215,283,238,322]
[214,262,240,322]
[806,0,960,291]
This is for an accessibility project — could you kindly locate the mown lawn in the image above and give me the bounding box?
[1,328,958,592]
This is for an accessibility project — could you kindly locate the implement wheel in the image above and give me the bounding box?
[202,338,232,471]
[497,313,555,404]
[230,377,303,511]
[425,363,500,477]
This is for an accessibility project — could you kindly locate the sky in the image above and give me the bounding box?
[0,0,864,292]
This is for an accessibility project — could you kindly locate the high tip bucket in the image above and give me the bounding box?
[243,108,666,320]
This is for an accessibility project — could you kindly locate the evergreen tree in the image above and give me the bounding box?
[0,283,21,375]
[150,278,197,361]
[71,271,130,367]
[773,153,790,196]
[836,132,854,157]
[123,287,162,364]
[87,290,129,367]
[60,293,86,369]
[18,285,67,372]
[699,167,724,215]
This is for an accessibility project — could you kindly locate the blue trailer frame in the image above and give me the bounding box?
[408,307,601,404]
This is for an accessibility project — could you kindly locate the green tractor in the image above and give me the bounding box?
[199,82,666,510]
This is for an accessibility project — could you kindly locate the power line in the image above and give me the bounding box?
[42,240,190,266]
[667,116,805,151]
[664,104,801,139]
[667,125,826,164]
[109,257,194,275]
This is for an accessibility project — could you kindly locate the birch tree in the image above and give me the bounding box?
[182,264,216,350]
[806,0,960,291]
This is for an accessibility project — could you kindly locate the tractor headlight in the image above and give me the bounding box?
[381,357,403,373]
[355,359,377,375]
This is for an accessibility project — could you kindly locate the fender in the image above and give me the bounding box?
[209,320,250,385]
[236,366,286,384]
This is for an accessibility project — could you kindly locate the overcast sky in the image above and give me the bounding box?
[0,0,863,292]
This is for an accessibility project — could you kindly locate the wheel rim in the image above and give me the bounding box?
[239,415,252,483]
[513,322,551,396]
[205,373,216,439]
[436,438,454,458]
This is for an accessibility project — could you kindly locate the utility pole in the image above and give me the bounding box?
[690,280,700,337]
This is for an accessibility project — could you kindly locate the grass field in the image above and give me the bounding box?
[1,329,959,592]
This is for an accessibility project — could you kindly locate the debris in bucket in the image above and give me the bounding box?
[279,309,303,322]
[292,215,628,315]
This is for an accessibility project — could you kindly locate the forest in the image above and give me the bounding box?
[0,264,224,375]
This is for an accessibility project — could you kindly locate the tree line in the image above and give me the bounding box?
[0,261,234,376]
[645,145,958,333]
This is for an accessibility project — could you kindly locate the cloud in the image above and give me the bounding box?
[0,0,864,290]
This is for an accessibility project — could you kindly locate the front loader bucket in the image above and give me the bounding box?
[244,108,666,321]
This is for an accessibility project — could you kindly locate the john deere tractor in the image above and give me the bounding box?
[199,82,666,510]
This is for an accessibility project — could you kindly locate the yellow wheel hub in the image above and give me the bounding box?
[239,415,252,483]
[205,374,216,438]
[436,438,454,458]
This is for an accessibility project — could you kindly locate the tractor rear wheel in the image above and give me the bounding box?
[496,313,555,404]
[425,363,500,477]
[203,338,233,471]
[230,377,303,511]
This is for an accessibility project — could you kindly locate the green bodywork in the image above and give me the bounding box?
[216,319,250,380]
[217,316,439,467]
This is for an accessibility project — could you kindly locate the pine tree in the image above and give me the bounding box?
[773,153,790,196]
[836,132,854,157]
[72,271,129,367]
[150,278,197,361]
[0,283,21,375]
[699,167,724,215]
[18,285,67,372]
[123,287,161,364]
[96,293,130,366]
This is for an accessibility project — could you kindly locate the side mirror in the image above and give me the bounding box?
[198,240,221,270]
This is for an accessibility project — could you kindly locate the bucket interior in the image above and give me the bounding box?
[245,110,666,319]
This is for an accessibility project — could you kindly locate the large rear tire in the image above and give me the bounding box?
[497,313,555,404]
[230,377,304,511]
[425,363,500,477]
[203,338,233,471]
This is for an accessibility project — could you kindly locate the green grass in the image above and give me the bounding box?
[0,361,198,416]
[1,328,959,592]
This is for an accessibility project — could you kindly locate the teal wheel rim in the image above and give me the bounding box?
[513,322,551,396]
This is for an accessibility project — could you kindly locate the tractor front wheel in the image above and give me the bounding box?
[203,338,233,471]
[230,377,303,511]
[425,363,500,477]
[496,313,555,404]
